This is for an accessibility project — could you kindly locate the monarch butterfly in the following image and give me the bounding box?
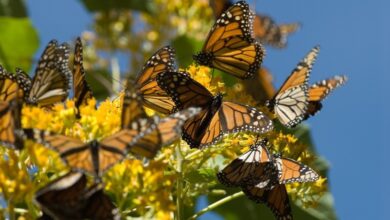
[193,1,265,79]
[217,137,274,187]
[24,90,200,176]
[156,71,273,149]
[0,40,71,107]
[266,46,320,128]
[35,171,119,220]
[0,99,23,149]
[305,75,348,119]
[73,37,94,117]
[240,141,319,220]
[135,46,177,114]
[242,184,292,220]
[210,0,299,48]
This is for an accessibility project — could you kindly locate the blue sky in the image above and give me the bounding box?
[26,0,388,219]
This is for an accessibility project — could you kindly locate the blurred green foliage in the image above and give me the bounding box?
[0,18,39,72]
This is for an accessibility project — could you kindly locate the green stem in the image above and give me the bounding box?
[184,149,202,160]
[188,192,244,220]
[176,143,184,220]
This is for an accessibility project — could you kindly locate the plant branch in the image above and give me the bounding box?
[188,191,244,220]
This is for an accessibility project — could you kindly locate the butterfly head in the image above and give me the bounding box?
[193,52,213,66]
[264,99,275,111]
[89,140,99,150]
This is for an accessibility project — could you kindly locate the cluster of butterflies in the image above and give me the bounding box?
[0,1,347,219]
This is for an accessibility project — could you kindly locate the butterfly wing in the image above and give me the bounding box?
[306,75,347,118]
[83,185,120,220]
[73,37,94,115]
[135,46,177,114]
[23,129,97,174]
[194,1,264,79]
[274,156,319,184]
[218,139,272,187]
[121,88,148,129]
[253,14,299,48]
[128,107,201,158]
[35,171,88,219]
[243,184,292,220]
[28,40,71,106]
[98,130,132,174]
[268,46,319,127]
[156,71,214,110]
[0,65,30,101]
[0,99,23,149]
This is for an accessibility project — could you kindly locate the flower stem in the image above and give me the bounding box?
[176,143,184,220]
[188,191,244,220]
[110,56,121,94]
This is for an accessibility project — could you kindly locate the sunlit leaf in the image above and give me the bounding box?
[0,17,39,71]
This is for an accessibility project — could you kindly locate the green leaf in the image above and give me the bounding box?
[185,167,216,184]
[85,68,113,100]
[171,35,203,68]
[0,17,39,71]
[0,0,27,17]
[79,0,153,13]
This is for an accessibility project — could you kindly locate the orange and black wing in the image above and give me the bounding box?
[0,65,30,101]
[27,40,71,107]
[121,88,148,129]
[135,46,177,114]
[73,37,94,116]
[127,107,200,158]
[254,14,299,48]
[267,46,319,128]
[23,129,98,175]
[156,71,214,110]
[194,1,264,79]
[274,156,319,184]
[0,99,23,149]
[306,75,347,118]
[217,138,272,187]
[35,171,88,219]
[98,130,135,174]
[243,184,292,220]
